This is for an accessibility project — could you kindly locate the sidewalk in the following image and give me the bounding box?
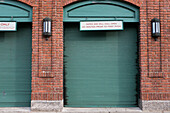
[0,108,170,113]
[0,107,170,113]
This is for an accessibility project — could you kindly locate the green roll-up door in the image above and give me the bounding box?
[0,23,32,107]
[64,23,138,107]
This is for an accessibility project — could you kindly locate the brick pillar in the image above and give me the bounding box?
[31,0,63,111]
[140,0,170,111]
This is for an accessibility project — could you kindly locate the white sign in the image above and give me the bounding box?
[0,22,17,31]
[80,21,123,31]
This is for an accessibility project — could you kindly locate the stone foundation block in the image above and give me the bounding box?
[31,100,63,112]
[139,100,170,111]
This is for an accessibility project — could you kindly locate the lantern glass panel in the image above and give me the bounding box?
[45,21,48,32]
[48,21,51,33]
[43,21,46,33]
[156,22,160,33]
[152,22,155,33]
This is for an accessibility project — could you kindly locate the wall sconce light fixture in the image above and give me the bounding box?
[43,17,52,40]
[151,18,161,41]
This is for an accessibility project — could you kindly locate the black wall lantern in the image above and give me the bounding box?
[43,17,52,40]
[151,18,161,41]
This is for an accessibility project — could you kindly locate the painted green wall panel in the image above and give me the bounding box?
[0,23,32,107]
[64,1,139,22]
[0,1,32,22]
[68,4,134,17]
[64,23,138,107]
[0,4,29,17]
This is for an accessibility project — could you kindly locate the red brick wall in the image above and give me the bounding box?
[139,0,170,100]
[17,0,170,102]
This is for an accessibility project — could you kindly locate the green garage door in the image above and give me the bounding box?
[0,23,32,107]
[64,23,138,107]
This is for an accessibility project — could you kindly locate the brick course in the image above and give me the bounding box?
[17,0,169,103]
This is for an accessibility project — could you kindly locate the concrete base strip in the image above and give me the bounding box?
[0,107,169,113]
[0,107,30,113]
[60,107,142,113]
[0,100,170,113]
[140,100,170,111]
[31,100,63,112]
